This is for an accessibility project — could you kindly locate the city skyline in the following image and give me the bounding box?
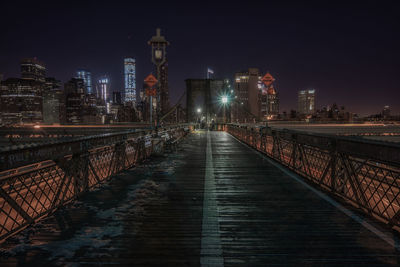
[0,1,399,115]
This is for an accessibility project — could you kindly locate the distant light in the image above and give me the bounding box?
[197,108,201,113]
[34,125,41,129]
[230,90,233,93]
[221,96,228,104]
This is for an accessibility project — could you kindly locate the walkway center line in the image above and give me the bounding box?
[200,131,224,267]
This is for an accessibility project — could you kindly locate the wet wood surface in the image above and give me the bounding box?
[0,130,399,266]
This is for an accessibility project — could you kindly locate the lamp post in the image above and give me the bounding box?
[197,108,202,128]
[221,96,229,123]
[148,28,169,128]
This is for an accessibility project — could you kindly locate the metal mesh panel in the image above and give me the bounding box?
[227,125,400,230]
[0,127,188,241]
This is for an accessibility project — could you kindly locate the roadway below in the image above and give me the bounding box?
[1,130,400,266]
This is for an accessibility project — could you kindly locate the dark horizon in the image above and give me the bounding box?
[1,0,399,116]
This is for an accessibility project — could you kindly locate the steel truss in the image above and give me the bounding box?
[0,125,190,242]
[227,124,400,230]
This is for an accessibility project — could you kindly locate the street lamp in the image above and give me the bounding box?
[148,28,169,127]
[196,107,202,128]
[220,95,229,123]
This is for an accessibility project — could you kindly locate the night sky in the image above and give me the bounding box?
[1,1,399,115]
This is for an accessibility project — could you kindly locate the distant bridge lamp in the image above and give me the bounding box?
[220,95,230,123]
[221,96,229,105]
[196,108,203,125]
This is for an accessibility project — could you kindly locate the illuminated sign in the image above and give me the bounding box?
[261,73,275,87]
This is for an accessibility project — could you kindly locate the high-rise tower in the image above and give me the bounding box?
[97,77,110,102]
[232,68,261,122]
[76,69,93,94]
[124,58,136,104]
[20,58,46,82]
[298,89,315,115]
[261,72,279,119]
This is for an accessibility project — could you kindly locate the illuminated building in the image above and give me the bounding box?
[82,93,102,124]
[65,78,85,124]
[43,78,64,124]
[97,77,110,102]
[0,58,67,125]
[0,58,52,124]
[298,89,315,115]
[124,58,136,104]
[232,68,260,122]
[76,69,93,94]
[382,106,391,119]
[260,72,279,119]
[21,58,46,82]
[0,78,43,124]
[266,89,279,117]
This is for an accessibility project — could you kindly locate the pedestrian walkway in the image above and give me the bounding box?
[1,130,399,266]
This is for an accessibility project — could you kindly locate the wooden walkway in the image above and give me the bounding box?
[1,130,400,266]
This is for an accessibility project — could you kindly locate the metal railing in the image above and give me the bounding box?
[227,124,400,230]
[0,125,191,242]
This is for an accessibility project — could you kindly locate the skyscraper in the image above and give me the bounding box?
[232,68,260,122]
[382,105,391,119]
[76,69,93,94]
[65,78,85,124]
[298,89,315,115]
[97,77,110,102]
[43,78,64,124]
[260,72,279,119]
[20,58,46,82]
[0,58,46,124]
[0,78,43,124]
[124,58,136,103]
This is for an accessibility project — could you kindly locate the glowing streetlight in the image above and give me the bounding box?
[197,108,202,113]
[220,96,229,123]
